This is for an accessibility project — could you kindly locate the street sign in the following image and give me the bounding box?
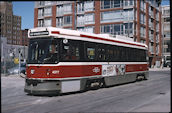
[14,58,19,64]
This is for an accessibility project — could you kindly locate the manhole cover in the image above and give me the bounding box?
[159,92,166,95]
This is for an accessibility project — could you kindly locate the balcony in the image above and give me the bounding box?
[56,1,64,5]
[156,15,159,21]
[149,47,154,54]
[44,13,52,17]
[140,33,145,38]
[63,23,72,27]
[77,21,85,27]
[63,1,73,4]
[156,37,159,43]
[123,3,134,9]
[77,10,85,15]
[56,12,64,17]
[35,2,45,8]
[38,14,44,19]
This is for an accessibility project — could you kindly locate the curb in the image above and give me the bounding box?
[149,68,170,71]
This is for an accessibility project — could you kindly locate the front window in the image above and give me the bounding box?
[28,38,59,64]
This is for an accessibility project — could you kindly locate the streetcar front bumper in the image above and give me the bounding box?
[24,79,60,95]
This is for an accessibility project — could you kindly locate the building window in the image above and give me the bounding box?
[56,17,63,27]
[164,32,170,38]
[38,19,44,27]
[101,24,123,35]
[56,5,63,16]
[45,1,52,6]
[44,7,52,16]
[140,0,145,11]
[163,9,170,16]
[140,13,145,24]
[64,16,72,26]
[85,26,94,33]
[44,18,52,27]
[102,1,110,9]
[77,2,84,13]
[38,8,44,17]
[63,4,72,14]
[101,0,122,9]
[164,24,170,31]
[140,27,145,38]
[124,23,133,36]
[77,15,85,26]
[101,10,123,23]
[84,1,94,11]
[111,0,121,8]
[164,40,170,53]
[164,17,170,22]
[123,9,134,21]
[38,1,45,6]
[124,0,134,7]
[85,13,95,24]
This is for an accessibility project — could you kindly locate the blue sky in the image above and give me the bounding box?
[12,0,169,30]
[13,1,34,29]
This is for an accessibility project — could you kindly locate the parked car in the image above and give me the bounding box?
[7,63,26,75]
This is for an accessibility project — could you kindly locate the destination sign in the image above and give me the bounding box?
[30,31,49,36]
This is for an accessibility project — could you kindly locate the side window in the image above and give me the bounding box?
[114,46,119,61]
[135,49,139,61]
[121,47,125,61]
[106,45,114,61]
[118,47,122,61]
[85,42,96,61]
[97,44,106,61]
[62,40,80,61]
[125,47,129,61]
[131,48,135,62]
[141,50,146,62]
[127,48,132,62]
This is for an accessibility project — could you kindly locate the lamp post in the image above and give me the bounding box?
[2,42,5,75]
[18,48,21,75]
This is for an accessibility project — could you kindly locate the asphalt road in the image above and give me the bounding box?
[1,69,170,113]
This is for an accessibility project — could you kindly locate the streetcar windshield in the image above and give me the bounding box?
[28,38,59,64]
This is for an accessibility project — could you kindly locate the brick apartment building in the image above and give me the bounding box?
[0,1,22,45]
[21,29,29,46]
[34,0,162,67]
[161,5,170,64]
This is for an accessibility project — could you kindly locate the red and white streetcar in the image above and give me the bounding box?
[24,27,149,95]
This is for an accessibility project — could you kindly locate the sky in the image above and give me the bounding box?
[12,0,169,30]
[13,1,34,29]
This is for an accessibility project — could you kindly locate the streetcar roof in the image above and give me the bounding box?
[28,27,147,49]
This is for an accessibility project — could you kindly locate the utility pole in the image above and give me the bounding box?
[18,48,21,75]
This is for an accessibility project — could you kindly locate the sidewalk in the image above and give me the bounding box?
[1,73,23,77]
[149,67,170,71]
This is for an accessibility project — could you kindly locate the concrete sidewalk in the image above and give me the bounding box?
[149,67,170,71]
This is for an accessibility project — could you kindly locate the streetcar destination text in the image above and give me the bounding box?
[29,31,49,36]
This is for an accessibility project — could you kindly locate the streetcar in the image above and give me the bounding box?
[24,27,149,95]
